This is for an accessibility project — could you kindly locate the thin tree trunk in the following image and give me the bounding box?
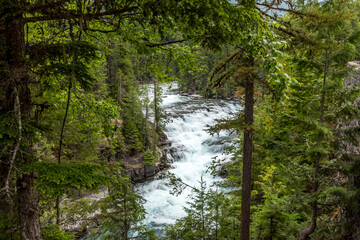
[240,56,255,240]
[154,79,159,133]
[105,40,117,85]
[270,216,273,240]
[58,78,72,165]
[143,86,149,147]
[153,80,159,155]
[56,77,72,225]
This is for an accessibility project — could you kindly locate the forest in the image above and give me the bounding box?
[1,0,360,239]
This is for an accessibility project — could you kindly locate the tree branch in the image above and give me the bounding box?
[256,7,315,45]
[24,7,139,23]
[257,3,315,17]
[44,27,70,44]
[27,0,71,13]
[143,39,186,48]
[0,87,22,200]
[207,48,244,91]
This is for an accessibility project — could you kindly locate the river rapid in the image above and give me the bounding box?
[138,84,240,237]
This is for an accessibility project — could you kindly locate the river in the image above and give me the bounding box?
[137,83,240,237]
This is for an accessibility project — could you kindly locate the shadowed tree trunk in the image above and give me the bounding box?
[0,1,41,239]
[240,56,255,240]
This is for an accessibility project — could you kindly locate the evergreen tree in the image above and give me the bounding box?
[121,75,145,153]
[165,177,235,240]
[99,177,157,240]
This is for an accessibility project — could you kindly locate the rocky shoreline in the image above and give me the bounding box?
[123,139,174,182]
[62,131,179,238]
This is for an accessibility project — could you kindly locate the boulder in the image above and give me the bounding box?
[144,164,160,178]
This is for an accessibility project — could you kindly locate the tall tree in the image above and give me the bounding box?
[208,32,287,239]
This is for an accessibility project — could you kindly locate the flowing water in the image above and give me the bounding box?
[137,84,240,237]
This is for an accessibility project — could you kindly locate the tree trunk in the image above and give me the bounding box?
[56,72,73,225]
[154,79,159,133]
[17,174,42,240]
[143,86,149,147]
[105,40,117,85]
[240,57,255,240]
[0,2,42,239]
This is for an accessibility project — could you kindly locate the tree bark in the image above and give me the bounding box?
[240,56,255,240]
[17,174,42,240]
[0,2,42,239]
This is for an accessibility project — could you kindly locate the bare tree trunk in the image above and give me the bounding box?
[56,76,72,225]
[143,86,150,147]
[153,79,159,155]
[240,56,255,240]
[154,79,159,133]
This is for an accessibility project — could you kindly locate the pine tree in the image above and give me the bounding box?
[99,177,157,240]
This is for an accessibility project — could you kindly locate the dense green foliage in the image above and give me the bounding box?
[41,224,75,240]
[143,149,156,166]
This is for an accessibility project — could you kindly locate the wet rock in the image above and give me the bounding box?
[145,165,160,178]
[125,165,145,182]
[189,94,204,99]
[169,88,180,93]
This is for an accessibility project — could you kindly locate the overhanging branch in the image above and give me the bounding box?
[24,7,139,23]
[143,39,186,47]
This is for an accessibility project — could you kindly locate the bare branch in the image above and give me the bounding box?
[143,39,186,48]
[256,6,289,25]
[0,87,22,200]
[257,3,315,17]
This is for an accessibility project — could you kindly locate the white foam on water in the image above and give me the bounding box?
[137,83,241,235]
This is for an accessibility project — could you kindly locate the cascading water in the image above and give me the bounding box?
[138,84,240,237]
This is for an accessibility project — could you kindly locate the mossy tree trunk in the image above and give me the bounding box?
[0,2,41,238]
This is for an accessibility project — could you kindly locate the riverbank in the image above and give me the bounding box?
[57,124,179,237]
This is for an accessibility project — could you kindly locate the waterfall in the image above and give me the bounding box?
[137,83,240,236]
